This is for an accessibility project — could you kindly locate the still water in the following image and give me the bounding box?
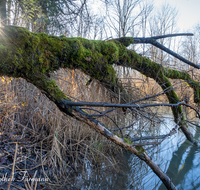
[158,132,200,190]
[74,108,200,190]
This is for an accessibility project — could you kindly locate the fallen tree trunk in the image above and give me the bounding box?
[1,25,200,189]
[25,73,177,190]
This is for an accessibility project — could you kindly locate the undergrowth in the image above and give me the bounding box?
[0,68,127,189]
[0,66,183,189]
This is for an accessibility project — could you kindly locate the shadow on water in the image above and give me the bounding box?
[158,128,200,190]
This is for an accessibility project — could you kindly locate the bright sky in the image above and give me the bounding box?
[153,0,200,31]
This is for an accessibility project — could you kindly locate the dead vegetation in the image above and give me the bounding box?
[0,66,169,189]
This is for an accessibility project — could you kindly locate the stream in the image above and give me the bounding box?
[72,108,200,190]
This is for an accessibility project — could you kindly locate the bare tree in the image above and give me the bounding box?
[139,0,154,55]
[105,0,144,38]
[181,24,200,69]
[148,3,178,65]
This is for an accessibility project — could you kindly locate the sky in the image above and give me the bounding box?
[153,0,200,31]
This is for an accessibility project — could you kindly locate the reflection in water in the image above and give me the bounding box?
[158,128,200,190]
[73,108,200,190]
[72,152,135,190]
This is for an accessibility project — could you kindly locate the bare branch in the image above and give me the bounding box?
[115,33,200,69]
[131,126,178,146]
[62,100,200,118]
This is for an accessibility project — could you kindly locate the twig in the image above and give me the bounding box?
[112,121,138,131]
[7,143,18,190]
[185,120,200,128]
[135,33,193,40]
[31,170,37,189]
[10,184,25,190]
[132,127,177,146]
[80,107,123,137]
[62,100,200,118]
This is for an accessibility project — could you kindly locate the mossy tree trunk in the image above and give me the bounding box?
[1,26,200,190]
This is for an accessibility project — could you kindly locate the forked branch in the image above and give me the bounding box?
[115,33,200,69]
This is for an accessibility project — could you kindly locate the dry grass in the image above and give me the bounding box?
[0,68,132,189]
[0,66,189,189]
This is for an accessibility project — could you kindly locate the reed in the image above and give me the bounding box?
[0,67,168,189]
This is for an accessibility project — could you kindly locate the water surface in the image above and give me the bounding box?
[73,108,200,190]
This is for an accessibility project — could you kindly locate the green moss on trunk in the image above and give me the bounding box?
[0,25,199,145]
[1,26,199,104]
